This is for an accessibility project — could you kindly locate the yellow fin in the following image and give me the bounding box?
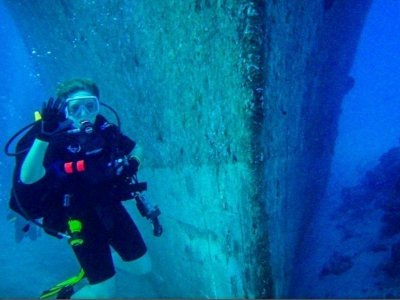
[39,269,85,299]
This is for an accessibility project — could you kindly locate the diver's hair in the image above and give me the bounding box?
[56,78,100,100]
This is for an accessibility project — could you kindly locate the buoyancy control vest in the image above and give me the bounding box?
[9,115,136,221]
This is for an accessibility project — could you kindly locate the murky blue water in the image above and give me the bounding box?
[293,0,400,297]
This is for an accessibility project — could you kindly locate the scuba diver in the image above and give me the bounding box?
[6,78,162,298]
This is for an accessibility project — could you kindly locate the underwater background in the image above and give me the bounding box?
[292,0,400,297]
[0,0,399,298]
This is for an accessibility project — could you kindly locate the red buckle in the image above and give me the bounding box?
[76,160,85,172]
[64,162,74,174]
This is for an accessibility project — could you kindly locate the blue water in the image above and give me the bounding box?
[0,0,45,167]
[0,1,79,297]
[293,0,400,297]
[334,0,400,185]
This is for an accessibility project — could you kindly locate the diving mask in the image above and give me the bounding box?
[65,96,100,119]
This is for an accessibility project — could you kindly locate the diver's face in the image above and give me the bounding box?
[65,91,99,128]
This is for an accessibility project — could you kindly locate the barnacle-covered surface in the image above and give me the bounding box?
[3,0,371,298]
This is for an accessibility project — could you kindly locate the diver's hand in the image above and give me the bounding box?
[38,97,69,141]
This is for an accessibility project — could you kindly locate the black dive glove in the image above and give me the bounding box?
[38,97,70,141]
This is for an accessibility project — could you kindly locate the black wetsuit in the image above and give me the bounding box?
[12,115,147,284]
